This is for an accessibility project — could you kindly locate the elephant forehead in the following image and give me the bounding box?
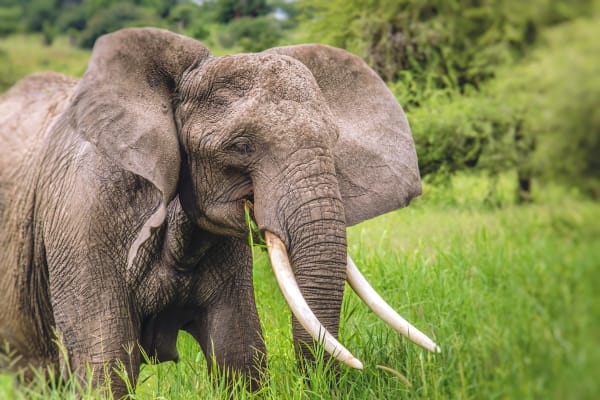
[186,53,323,104]
[240,94,336,133]
[179,54,337,138]
[255,55,323,102]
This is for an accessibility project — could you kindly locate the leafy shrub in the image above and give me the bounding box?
[409,15,600,199]
[214,0,272,24]
[167,2,211,40]
[408,90,523,180]
[0,4,21,36]
[78,2,161,48]
[41,19,55,46]
[55,3,87,32]
[300,0,597,109]
[0,49,16,92]
[190,22,210,41]
[23,0,57,32]
[217,16,282,52]
[522,17,600,197]
[168,2,203,30]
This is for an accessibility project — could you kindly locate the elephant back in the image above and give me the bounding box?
[0,72,77,214]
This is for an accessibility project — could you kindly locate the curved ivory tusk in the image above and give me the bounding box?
[265,231,363,369]
[346,256,441,353]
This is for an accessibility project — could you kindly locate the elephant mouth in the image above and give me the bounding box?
[232,182,254,206]
[236,188,254,223]
[200,184,255,236]
[241,191,254,205]
[234,185,255,223]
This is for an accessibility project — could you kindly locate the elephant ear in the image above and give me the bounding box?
[265,45,421,226]
[70,28,210,270]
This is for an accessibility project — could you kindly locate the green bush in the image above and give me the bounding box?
[0,49,16,92]
[167,2,211,41]
[408,90,523,180]
[214,0,271,24]
[300,0,597,109]
[522,17,600,197]
[0,5,21,36]
[217,16,282,52]
[55,3,87,32]
[187,23,208,41]
[78,2,162,49]
[22,0,58,32]
[168,2,203,30]
[408,15,600,199]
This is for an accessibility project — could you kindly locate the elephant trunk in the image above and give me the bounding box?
[254,150,351,365]
[287,194,348,360]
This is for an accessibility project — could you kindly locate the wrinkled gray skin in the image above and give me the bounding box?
[0,28,420,395]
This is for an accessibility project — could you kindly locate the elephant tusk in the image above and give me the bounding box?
[346,255,441,353]
[265,231,363,370]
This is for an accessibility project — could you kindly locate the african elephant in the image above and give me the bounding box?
[0,28,438,395]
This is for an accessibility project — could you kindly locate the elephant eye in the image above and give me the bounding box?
[228,141,254,156]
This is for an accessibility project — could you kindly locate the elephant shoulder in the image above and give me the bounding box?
[0,73,79,225]
[2,72,77,98]
[0,72,78,142]
[0,72,77,110]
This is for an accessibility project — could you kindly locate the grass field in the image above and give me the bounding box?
[0,34,90,91]
[0,174,598,399]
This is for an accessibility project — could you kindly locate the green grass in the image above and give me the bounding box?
[1,173,598,399]
[0,34,90,91]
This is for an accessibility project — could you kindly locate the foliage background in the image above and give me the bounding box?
[0,0,599,398]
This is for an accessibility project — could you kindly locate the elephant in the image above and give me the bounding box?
[0,28,438,395]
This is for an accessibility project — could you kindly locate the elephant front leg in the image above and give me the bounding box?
[187,286,266,390]
[50,279,141,397]
[185,238,266,390]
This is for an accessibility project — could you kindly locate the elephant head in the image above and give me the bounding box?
[69,28,437,374]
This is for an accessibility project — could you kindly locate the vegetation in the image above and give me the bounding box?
[0,0,296,51]
[301,0,596,98]
[0,35,89,92]
[0,1,599,398]
[299,0,600,198]
[407,15,600,199]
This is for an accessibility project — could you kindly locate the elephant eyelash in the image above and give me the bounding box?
[226,140,255,156]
